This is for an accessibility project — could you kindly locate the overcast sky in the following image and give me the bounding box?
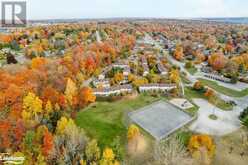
[1,0,248,20]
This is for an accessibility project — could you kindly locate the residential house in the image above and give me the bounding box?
[112,63,129,69]
[141,56,149,76]
[123,66,131,76]
[142,63,149,76]
[157,63,168,75]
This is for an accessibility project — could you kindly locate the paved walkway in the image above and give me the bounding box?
[189,99,242,136]
[96,31,102,43]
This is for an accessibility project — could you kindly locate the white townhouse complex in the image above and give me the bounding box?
[93,85,133,97]
[93,79,111,88]
[203,73,231,83]
[139,83,177,92]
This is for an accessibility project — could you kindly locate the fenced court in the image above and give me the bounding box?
[129,100,194,140]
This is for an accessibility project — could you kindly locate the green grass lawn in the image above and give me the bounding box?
[184,87,233,111]
[75,94,160,150]
[185,67,197,75]
[199,78,248,97]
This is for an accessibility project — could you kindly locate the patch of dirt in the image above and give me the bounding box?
[127,135,147,156]
[213,129,248,165]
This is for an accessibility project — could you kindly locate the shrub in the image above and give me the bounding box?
[240,107,248,127]
[176,131,192,146]
[193,81,205,92]
[230,75,238,84]
[185,61,193,68]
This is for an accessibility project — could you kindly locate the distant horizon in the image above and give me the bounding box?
[24,17,248,21]
[1,0,247,20]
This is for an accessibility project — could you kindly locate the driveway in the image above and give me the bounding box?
[189,99,242,136]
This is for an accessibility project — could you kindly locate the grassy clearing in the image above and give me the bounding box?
[75,94,160,150]
[184,87,233,111]
[199,78,248,97]
[186,67,197,75]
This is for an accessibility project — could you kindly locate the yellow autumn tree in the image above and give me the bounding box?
[132,78,148,88]
[22,92,43,122]
[113,73,124,84]
[44,100,53,118]
[65,78,77,106]
[80,160,86,165]
[100,148,120,165]
[169,69,180,84]
[56,117,74,134]
[127,124,140,141]
[103,148,115,161]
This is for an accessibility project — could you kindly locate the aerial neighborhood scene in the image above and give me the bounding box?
[1,0,248,164]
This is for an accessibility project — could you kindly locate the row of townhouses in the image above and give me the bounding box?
[139,83,177,92]
[201,66,231,83]
[203,73,231,83]
[93,85,133,96]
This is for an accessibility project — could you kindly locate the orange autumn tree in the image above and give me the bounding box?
[4,84,22,106]
[42,128,54,156]
[13,120,25,147]
[31,57,47,70]
[204,88,215,98]
[188,134,215,156]
[225,42,234,54]
[193,81,204,91]
[0,34,13,44]
[194,50,206,64]
[173,45,184,61]
[208,53,227,71]
[78,87,96,108]
[41,86,61,105]
[0,120,11,148]
[188,134,215,163]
